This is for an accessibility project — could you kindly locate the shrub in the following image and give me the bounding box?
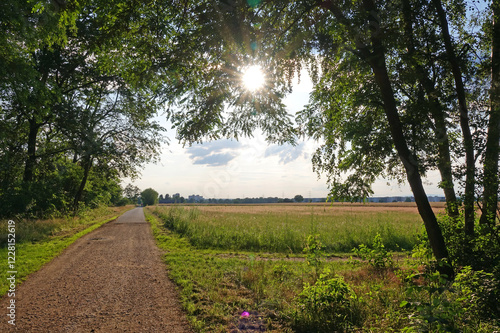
[453,266,500,321]
[353,233,394,269]
[436,214,500,275]
[401,268,462,332]
[293,268,360,332]
[303,234,325,275]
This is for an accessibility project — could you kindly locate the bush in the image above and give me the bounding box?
[437,214,500,275]
[454,266,500,321]
[400,264,500,332]
[353,233,394,269]
[293,268,360,332]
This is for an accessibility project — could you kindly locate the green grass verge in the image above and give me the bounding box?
[1,206,132,296]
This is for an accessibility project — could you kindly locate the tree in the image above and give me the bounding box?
[158,0,499,277]
[0,0,173,216]
[294,194,304,202]
[480,0,500,226]
[124,184,141,203]
[141,188,159,206]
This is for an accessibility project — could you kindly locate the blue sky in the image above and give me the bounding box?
[124,71,442,199]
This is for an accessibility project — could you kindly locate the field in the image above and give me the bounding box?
[153,202,445,254]
[145,202,500,333]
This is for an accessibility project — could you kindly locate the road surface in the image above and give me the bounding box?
[1,208,192,332]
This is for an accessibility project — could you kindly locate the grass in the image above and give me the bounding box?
[0,205,133,295]
[151,203,428,253]
[147,203,499,333]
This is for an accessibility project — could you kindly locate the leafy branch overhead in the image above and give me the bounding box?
[1,1,498,280]
[159,0,499,275]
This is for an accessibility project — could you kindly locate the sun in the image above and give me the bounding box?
[242,65,265,92]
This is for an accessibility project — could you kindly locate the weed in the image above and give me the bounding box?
[353,233,394,269]
[303,234,325,277]
[293,268,360,332]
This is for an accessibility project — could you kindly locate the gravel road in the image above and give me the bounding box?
[1,207,193,332]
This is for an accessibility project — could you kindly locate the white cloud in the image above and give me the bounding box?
[186,140,242,166]
[264,143,307,164]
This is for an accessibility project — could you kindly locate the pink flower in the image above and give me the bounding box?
[241,311,250,317]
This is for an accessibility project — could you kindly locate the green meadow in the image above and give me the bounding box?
[146,203,498,333]
[151,203,426,253]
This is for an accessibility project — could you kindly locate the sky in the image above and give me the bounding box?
[123,70,443,200]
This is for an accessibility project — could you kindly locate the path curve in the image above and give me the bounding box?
[1,208,192,332]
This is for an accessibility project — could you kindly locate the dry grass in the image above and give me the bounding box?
[161,202,446,215]
[152,203,429,253]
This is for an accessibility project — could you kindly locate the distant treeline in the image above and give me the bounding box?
[159,197,328,204]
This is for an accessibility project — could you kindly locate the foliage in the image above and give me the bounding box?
[437,213,500,274]
[123,184,141,204]
[303,234,325,275]
[141,188,159,206]
[0,0,169,218]
[453,266,500,321]
[399,263,500,333]
[401,267,462,332]
[294,194,304,202]
[353,233,394,270]
[293,268,360,332]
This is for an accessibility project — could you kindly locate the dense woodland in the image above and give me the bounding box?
[1,0,499,279]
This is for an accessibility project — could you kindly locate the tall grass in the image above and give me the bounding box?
[152,205,422,253]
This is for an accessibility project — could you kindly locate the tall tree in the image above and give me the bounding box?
[0,0,175,216]
[160,0,499,276]
[480,0,500,225]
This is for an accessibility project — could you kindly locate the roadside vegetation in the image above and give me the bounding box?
[146,204,500,333]
[0,205,133,295]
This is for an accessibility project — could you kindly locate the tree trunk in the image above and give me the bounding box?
[23,117,40,183]
[401,0,459,218]
[73,157,92,212]
[480,0,500,225]
[365,0,452,276]
[323,0,453,277]
[370,61,451,267]
[431,0,475,234]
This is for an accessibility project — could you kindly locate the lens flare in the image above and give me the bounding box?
[242,65,265,92]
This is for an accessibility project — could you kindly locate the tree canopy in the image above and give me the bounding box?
[141,188,159,206]
[1,0,498,276]
[157,0,499,276]
[0,0,170,216]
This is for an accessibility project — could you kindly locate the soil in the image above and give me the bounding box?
[0,208,193,333]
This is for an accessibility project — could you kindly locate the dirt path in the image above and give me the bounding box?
[1,208,193,332]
